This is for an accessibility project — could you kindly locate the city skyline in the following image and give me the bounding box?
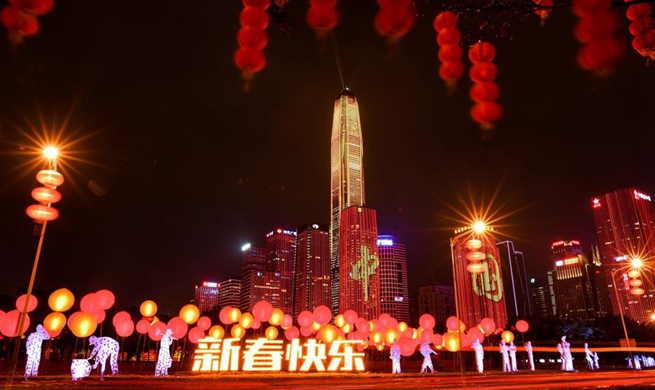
[0,1,654,311]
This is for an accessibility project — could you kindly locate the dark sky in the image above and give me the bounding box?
[1,0,653,312]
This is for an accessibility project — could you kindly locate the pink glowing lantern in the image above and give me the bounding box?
[208,325,225,339]
[419,314,436,330]
[313,305,332,325]
[188,327,205,344]
[515,320,529,333]
[79,294,97,313]
[26,204,59,222]
[167,317,188,339]
[285,326,300,341]
[480,318,496,334]
[115,320,134,338]
[252,300,273,322]
[446,316,460,332]
[136,319,150,334]
[219,306,232,325]
[69,312,97,338]
[31,186,62,203]
[36,169,64,187]
[0,309,30,337]
[281,314,293,329]
[298,311,314,328]
[197,316,211,331]
[15,294,38,313]
[343,310,358,325]
[148,322,167,341]
[93,290,115,310]
[112,312,131,328]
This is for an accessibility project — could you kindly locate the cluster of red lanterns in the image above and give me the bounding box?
[26,169,63,223]
[627,269,645,296]
[626,2,655,60]
[533,0,554,26]
[433,11,463,90]
[235,0,270,79]
[573,0,625,73]
[307,0,338,38]
[464,238,487,274]
[468,42,503,130]
[374,0,416,43]
[1,0,53,40]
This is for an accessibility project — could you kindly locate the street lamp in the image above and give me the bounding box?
[610,258,644,369]
[8,146,64,385]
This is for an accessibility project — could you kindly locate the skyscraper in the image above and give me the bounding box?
[418,282,455,325]
[378,235,409,323]
[330,88,366,313]
[496,240,532,320]
[266,228,297,314]
[217,278,241,310]
[591,188,655,323]
[339,206,379,320]
[294,223,331,317]
[194,281,219,313]
[453,231,508,330]
[240,244,280,312]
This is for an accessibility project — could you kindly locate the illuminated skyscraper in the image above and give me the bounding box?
[453,230,508,330]
[266,228,297,314]
[496,241,532,320]
[240,244,280,312]
[217,278,241,310]
[293,223,331,317]
[378,235,409,323]
[194,281,219,313]
[330,88,366,313]
[339,206,379,319]
[591,188,655,323]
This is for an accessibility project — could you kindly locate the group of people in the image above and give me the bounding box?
[626,355,655,370]
[24,325,177,380]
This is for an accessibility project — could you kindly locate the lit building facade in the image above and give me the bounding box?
[240,245,280,312]
[529,278,550,318]
[418,282,455,325]
[330,88,366,313]
[217,278,241,310]
[194,281,219,313]
[266,228,297,314]
[294,223,331,317]
[591,188,655,323]
[377,235,409,323]
[496,241,532,320]
[339,206,379,320]
[453,230,508,330]
[548,240,597,320]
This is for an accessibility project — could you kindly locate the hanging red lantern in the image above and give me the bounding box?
[436,28,461,46]
[307,0,339,36]
[235,2,270,81]
[533,0,554,24]
[573,0,624,72]
[374,0,415,42]
[243,0,270,9]
[26,204,59,222]
[468,42,496,64]
[8,0,54,16]
[433,11,457,31]
[574,11,618,43]
[234,48,266,73]
[632,30,655,56]
[469,63,498,83]
[237,27,268,51]
[1,6,39,36]
[626,3,651,21]
[470,82,500,103]
[438,45,463,63]
[471,102,504,129]
[438,61,463,81]
[31,187,62,204]
[36,170,64,187]
[631,287,645,296]
[239,7,269,30]
[434,12,463,90]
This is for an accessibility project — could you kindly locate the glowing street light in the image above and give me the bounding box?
[631,257,643,269]
[43,145,59,160]
[472,221,487,234]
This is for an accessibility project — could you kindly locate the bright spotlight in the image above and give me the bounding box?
[631,257,644,269]
[473,221,486,233]
[43,146,59,160]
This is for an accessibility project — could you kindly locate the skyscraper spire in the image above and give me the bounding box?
[330,88,366,313]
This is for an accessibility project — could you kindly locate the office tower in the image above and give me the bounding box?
[330,88,366,313]
[453,230,508,329]
[548,240,597,320]
[240,244,280,312]
[294,223,331,317]
[591,188,655,323]
[194,281,219,313]
[496,240,532,319]
[529,278,550,318]
[377,235,410,323]
[217,278,241,310]
[266,228,297,314]
[339,206,379,319]
[418,282,455,325]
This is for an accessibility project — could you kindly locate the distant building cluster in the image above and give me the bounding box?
[193,90,655,330]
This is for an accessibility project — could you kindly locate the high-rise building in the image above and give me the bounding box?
[240,244,280,312]
[194,281,219,313]
[266,228,297,314]
[418,282,455,325]
[453,230,508,330]
[548,240,597,320]
[294,223,331,317]
[339,206,379,320]
[496,241,532,320]
[529,278,550,318]
[378,235,409,323]
[330,88,366,313]
[217,278,241,310]
[591,188,655,323]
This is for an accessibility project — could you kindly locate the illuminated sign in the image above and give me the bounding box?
[266,229,297,238]
[634,190,652,201]
[563,258,579,265]
[377,238,394,246]
[394,296,404,302]
[551,240,580,247]
[312,224,319,229]
[202,282,218,288]
[241,243,251,252]
[592,198,601,208]
[555,260,564,267]
[192,337,365,372]
[615,255,627,262]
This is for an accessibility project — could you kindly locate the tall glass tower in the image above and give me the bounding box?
[330,87,366,313]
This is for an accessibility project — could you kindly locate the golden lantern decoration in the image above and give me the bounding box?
[341,323,352,334]
[265,326,279,340]
[69,312,97,338]
[31,187,62,204]
[629,279,643,287]
[208,325,225,339]
[319,324,338,344]
[384,328,400,345]
[466,262,487,274]
[443,332,460,352]
[231,324,245,339]
[466,239,483,250]
[628,270,641,279]
[36,170,64,187]
[334,314,346,328]
[44,312,66,334]
[371,331,383,344]
[239,313,255,329]
[140,300,157,317]
[179,304,200,325]
[501,330,515,343]
[311,321,321,332]
[466,251,486,261]
[398,322,408,333]
[48,288,75,312]
[26,204,59,222]
[631,287,646,296]
[227,308,242,323]
[269,308,284,326]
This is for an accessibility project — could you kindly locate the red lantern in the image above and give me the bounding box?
[234,48,266,74]
[237,27,268,51]
[243,0,270,9]
[112,312,131,328]
[26,204,59,222]
[312,305,332,325]
[31,187,62,204]
[631,287,645,296]
[284,326,300,341]
[239,7,269,29]
[307,0,339,34]
[471,102,504,128]
[533,0,554,22]
[148,322,167,341]
[470,82,500,103]
[469,62,498,83]
[436,28,461,46]
[167,317,189,339]
[574,10,618,43]
[1,6,39,36]
[136,319,150,334]
[15,294,38,313]
[36,170,64,187]
[433,11,458,32]
[343,310,358,325]
[93,290,115,310]
[479,318,495,334]
[632,31,655,56]
[626,4,652,21]
[419,314,436,330]
[188,327,205,344]
[219,306,233,325]
[197,316,211,331]
[572,0,611,18]
[468,42,496,64]
[466,251,486,261]
[434,12,463,90]
[515,320,529,333]
[374,0,415,42]
[298,311,314,328]
[466,262,487,273]
[439,62,464,81]
[1,310,30,337]
[438,45,463,63]
[8,0,54,16]
[115,320,134,338]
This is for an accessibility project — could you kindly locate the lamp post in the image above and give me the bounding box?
[449,221,490,374]
[7,146,63,387]
[610,257,644,369]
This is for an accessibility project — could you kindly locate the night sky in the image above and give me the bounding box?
[1,0,654,312]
